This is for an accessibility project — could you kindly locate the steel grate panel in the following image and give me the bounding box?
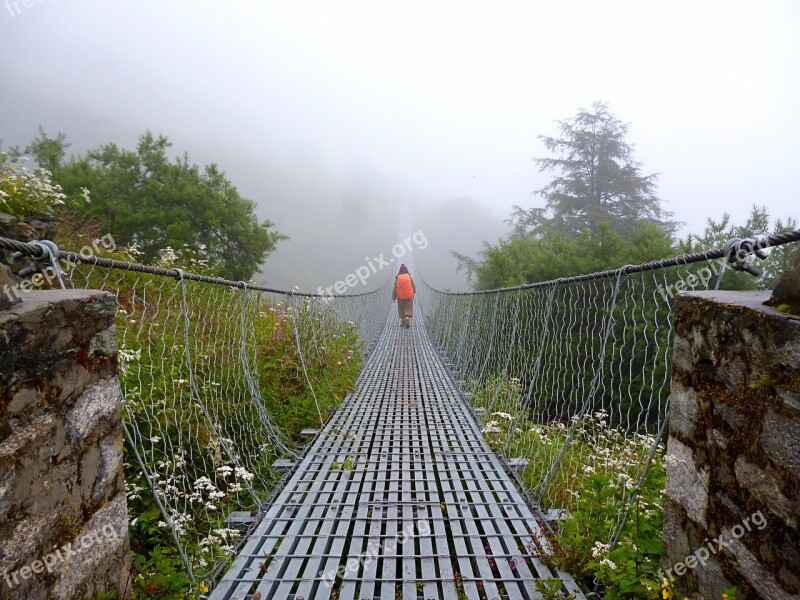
[210,315,586,600]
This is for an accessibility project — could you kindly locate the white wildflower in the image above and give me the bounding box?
[482,420,502,434]
[591,541,611,558]
[234,466,255,481]
[491,411,514,420]
[600,558,617,570]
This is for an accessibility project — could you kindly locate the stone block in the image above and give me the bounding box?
[28,460,77,516]
[0,264,21,310]
[713,401,744,430]
[762,409,800,479]
[89,324,118,359]
[51,361,92,405]
[0,512,59,573]
[7,387,38,416]
[49,494,130,599]
[93,434,124,504]
[707,429,729,451]
[734,457,797,528]
[65,378,122,442]
[669,379,699,439]
[727,536,797,600]
[662,499,691,565]
[665,437,708,528]
[0,414,56,459]
[695,553,734,600]
[0,465,15,521]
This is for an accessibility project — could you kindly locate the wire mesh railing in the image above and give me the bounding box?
[0,235,391,584]
[4,228,799,593]
[417,230,800,548]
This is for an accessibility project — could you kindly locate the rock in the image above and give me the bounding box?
[665,437,709,528]
[0,264,21,310]
[695,553,734,600]
[765,246,800,314]
[761,409,800,479]
[662,499,692,563]
[23,216,56,240]
[49,494,130,599]
[64,378,122,442]
[670,291,800,600]
[727,536,798,600]
[734,457,797,528]
[0,212,36,242]
[669,380,699,439]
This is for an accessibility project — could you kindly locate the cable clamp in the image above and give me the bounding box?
[721,237,768,277]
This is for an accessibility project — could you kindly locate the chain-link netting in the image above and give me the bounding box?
[50,253,391,582]
[418,231,800,547]
[3,229,798,586]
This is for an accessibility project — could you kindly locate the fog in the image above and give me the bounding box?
[1,1,798,292]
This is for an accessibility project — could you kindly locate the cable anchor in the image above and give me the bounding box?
[721,237,769,277]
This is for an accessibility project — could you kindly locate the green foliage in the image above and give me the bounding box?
[253,301,361,440]
[14,126,70,173]
[468,221,674,289]
[17,128,286,280]
[535,578,575,600]
[128,521,197,599]
[473,377,667,599]
[331,456,355,470]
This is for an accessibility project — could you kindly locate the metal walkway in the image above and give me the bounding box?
[210,316,586,600]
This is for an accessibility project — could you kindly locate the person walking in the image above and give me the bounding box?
[392,264,416,329]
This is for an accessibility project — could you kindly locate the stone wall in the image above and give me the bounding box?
[664,290,800,599]
[0,289,130,599]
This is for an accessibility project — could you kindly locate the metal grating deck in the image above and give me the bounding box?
[210,316,586,600]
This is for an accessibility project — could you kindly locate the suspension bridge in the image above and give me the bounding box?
[1,230,799,600]
[210,314,585,600]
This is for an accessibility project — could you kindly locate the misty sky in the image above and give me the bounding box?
[1,1,798,292]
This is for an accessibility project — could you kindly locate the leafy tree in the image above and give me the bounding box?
[510,101,675,238]
[16,126,70,173]
[20,129,286,280]
[455,102,680,289]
